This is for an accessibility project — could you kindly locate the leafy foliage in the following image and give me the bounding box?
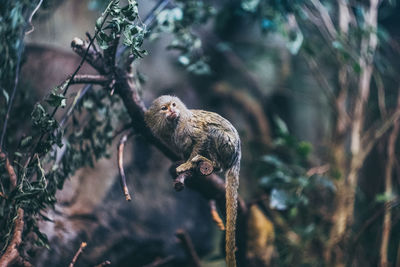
[96,0,147,58]
[257,117,334,266]
[151,0,215,75]
[0,0,131,253]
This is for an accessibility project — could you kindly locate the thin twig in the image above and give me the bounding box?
[0,26,25,149]
[310,0,337,39]
[25,0,43,35]
[59,85,93,128]
[209,200,225,231]
[69,242,87,267]
[306,164,330,177]
[175,229,201,267]
[70,74,110,85]
[118,133,132,201]
[94,260,111,267]
[379,91,400,267]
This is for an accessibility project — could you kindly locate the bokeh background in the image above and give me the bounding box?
[1,0,400,266]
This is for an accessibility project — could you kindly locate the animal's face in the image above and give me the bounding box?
[150,95,186,123]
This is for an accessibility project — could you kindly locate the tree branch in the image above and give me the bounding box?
[0,208,24,267]
[70,74,110,85]
[309,0,337,39]
[94,260,111,267]
[118,133,132,201]
[361,106,400,160]
[175,229,201,267]
[71,38,107,74]
[0,150,17,190]
[379,93,400,267]
[69,242,87,267]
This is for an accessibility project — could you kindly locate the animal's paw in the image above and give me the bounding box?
[176,162,194,174]
[191,155,213,165]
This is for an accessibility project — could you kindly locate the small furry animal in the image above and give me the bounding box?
[145,95,241,267]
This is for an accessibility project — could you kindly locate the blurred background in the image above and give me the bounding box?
[1,0,400,266]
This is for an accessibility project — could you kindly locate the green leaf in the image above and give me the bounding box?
[274,116,289,135]
[45,93,66,108]
[1,88,9,103]
[375,193,395,203]
[297,141,312,158]
[20,136,33,148]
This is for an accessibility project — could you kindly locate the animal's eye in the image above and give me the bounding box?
[161,106,168,111]
[172,102,176,107]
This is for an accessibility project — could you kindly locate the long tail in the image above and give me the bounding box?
[225,162,240,267]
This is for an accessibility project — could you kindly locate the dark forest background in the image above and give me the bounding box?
[1,0,400,266]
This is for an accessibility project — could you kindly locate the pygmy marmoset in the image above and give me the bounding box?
[145,95,241,267]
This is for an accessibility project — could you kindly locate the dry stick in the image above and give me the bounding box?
[94,260,111,267]
[118,134,132,201]
[306,164,330,177]
[69,242,87,267]
[175,229,201,267]
[70,74,110,85]
[310,0,337,39]
[209,200,225,231]
[0,150,17,189]
[379,93,400,267]
[25,0,43,35]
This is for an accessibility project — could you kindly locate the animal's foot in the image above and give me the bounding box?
[191,155,213,166]
[176,162,195,174]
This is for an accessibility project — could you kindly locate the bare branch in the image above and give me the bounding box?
[69,242,87,267]
[25,0,44,35]
[0,150,17,190]
[118,134,132,201]
[379,101,399,267]
[70,74,110,85]
[374,73,387,118]
[361,107,400,160]
[306,164,330,177]
[94,260,111,267]
[209,200,225,231]
[310,0,337,39]
[175,229,201,267]
[71,38,107,74]
[0,208,25,267]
